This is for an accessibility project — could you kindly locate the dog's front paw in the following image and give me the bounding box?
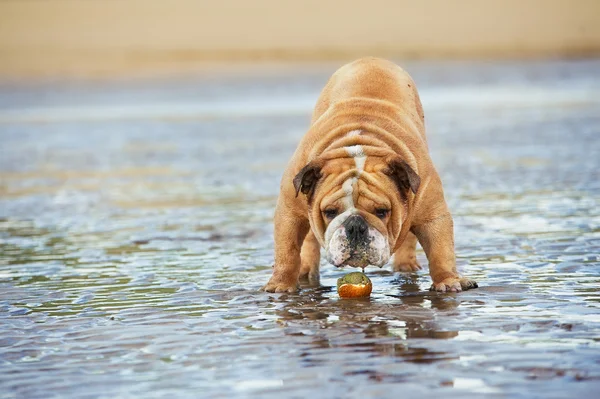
[430,277,478,293]
[459,277,478,291]
[262,278,299,293]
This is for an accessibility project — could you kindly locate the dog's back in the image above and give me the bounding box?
[311,57,425,132]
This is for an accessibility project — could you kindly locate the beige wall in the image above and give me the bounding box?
[1,0,599,77]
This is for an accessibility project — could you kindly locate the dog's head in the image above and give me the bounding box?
[294,148,420,269]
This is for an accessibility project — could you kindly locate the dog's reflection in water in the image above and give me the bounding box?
[275,274,459,364]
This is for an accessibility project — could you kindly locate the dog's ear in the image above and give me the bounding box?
[293,161,322,199]
[384,158,420,195]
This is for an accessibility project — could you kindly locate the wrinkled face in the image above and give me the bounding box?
[294,141,420,270]
[320,165,392,268]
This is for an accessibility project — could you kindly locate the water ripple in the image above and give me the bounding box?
[1,60,600,398]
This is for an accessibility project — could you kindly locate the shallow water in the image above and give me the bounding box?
[1,59,600,398]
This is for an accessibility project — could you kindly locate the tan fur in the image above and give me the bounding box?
[263,57,477,293]
[393,231,421,272]
[299,230,320,283]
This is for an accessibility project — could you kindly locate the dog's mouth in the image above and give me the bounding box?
[334,249,371,268]
[332,246,387,269]
[325,218,390,268]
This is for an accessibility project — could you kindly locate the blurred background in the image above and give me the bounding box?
[1,0,599,78]
[1,2,600,399]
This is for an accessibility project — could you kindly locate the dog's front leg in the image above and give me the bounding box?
[262,201,310,293]
[413,213,478,292]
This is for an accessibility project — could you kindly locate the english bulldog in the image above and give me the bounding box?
[263,57,477,293]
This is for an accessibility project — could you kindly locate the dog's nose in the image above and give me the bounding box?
[344,214,369,246]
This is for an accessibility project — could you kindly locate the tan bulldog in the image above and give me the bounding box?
[263,57,478,293]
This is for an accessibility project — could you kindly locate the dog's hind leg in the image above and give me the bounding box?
[299,230,321,284]
[392,232,421,272]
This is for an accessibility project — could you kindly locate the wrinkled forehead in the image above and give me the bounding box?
[319,158,391,211]
[320,148,388,179]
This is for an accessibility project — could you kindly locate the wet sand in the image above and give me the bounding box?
[1,59,599,398]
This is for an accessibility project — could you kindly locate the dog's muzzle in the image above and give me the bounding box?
[325,213,390,268]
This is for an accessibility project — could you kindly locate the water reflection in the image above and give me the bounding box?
[1,60,600,398]
[275,279,461,367]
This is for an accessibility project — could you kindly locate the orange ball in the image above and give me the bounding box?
[337,272,372,298]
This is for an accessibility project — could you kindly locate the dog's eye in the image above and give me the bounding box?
[323,209,338,220]
[375,208,389,219]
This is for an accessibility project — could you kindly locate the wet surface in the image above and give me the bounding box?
[1,59,600,398]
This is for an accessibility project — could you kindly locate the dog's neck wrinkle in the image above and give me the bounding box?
[329,130,382,150]
[319,132,397,163]
[310,98,424,142]
[307,119,421,175]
